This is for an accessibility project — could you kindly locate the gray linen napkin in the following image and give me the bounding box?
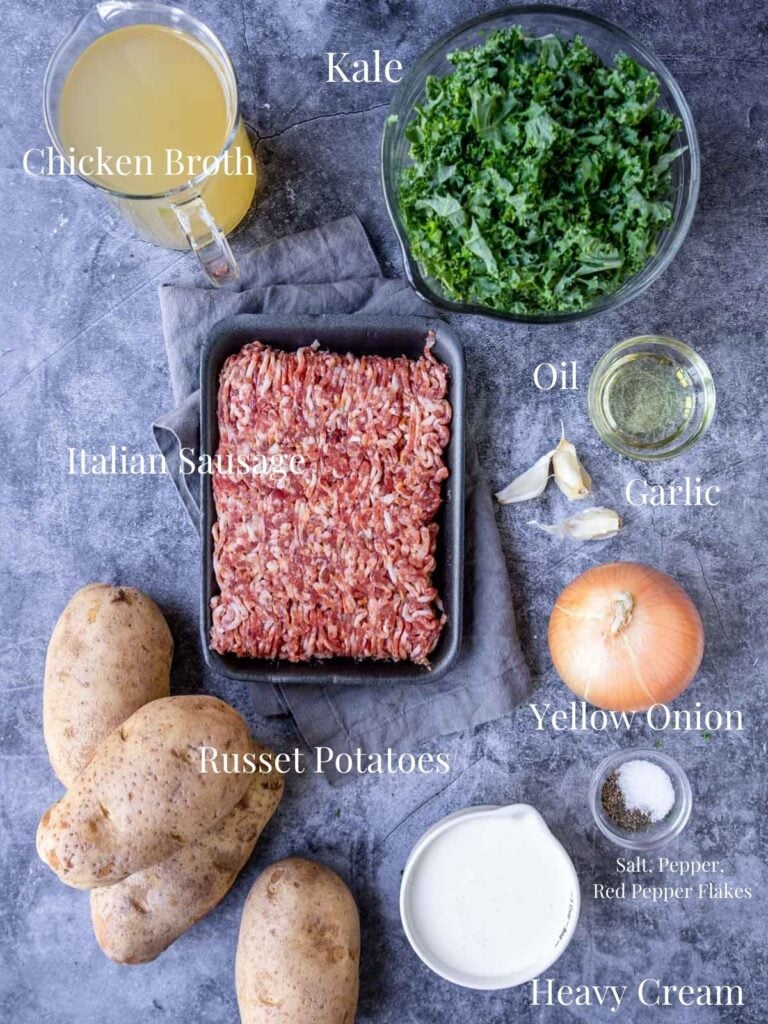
[153,215,531,781]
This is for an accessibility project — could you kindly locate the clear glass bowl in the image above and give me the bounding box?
[589,749,692,851]
[588,335,716,460]
[381,5,700,324]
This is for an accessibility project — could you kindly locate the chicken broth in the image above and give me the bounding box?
[58,24,256,245]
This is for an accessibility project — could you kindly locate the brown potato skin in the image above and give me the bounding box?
[36,695,252,889]
[236,858,360,1024]
[91,746,284,964]
[44,584,173,787]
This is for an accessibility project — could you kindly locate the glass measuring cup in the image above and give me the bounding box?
[43,1,257,286]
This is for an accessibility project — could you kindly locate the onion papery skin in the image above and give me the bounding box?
[548,562,705,712]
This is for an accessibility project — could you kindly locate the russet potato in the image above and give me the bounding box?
[236,858,360,1024]
[43,584,173,787]
[36,695,252,889]
[91,743,283,964]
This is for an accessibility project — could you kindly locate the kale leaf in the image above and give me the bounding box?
[398,27,685,315]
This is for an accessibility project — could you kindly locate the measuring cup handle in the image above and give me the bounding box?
[172,195,239,287]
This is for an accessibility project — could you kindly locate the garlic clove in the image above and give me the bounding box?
[495,449,555,504]
[528,507,621,541]
[552,430,592,501]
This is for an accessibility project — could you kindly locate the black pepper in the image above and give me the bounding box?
[601,771,652,832]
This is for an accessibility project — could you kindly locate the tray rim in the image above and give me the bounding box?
[199,312,465,686]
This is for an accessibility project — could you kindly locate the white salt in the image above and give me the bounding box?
[616,759,675,822]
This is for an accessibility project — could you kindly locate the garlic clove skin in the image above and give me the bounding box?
[495,449,555,504]
[552,436,592,500]
[528,507,621,540]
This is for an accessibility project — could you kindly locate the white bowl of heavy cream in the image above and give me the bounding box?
[400,804,580,989]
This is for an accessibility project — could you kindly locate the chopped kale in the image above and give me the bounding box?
[398,28,685,314]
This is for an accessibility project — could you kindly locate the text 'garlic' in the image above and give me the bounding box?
[529,507,622,541]
[495,427,591,505]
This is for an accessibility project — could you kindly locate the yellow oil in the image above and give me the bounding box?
[58,24,256,247]
[600,352,694,447]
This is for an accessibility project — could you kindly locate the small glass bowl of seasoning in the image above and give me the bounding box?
[589,749,692,850]
[588,336,716,461]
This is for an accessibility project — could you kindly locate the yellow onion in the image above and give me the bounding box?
[548,562,704,711]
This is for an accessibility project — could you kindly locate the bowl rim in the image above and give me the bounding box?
[381,3,701,325]
[589,748,693,850]
[399,803,581,989]
[587,334,717,460]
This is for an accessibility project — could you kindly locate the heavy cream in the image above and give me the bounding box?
[401,805,579,989]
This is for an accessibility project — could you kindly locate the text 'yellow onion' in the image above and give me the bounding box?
[548,562,705,712]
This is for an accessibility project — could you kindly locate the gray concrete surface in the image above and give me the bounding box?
[1,1,766,1022]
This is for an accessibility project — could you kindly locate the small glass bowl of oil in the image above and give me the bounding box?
[588,336,716,461]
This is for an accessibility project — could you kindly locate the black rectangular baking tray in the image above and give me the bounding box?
[200,313,465,685]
